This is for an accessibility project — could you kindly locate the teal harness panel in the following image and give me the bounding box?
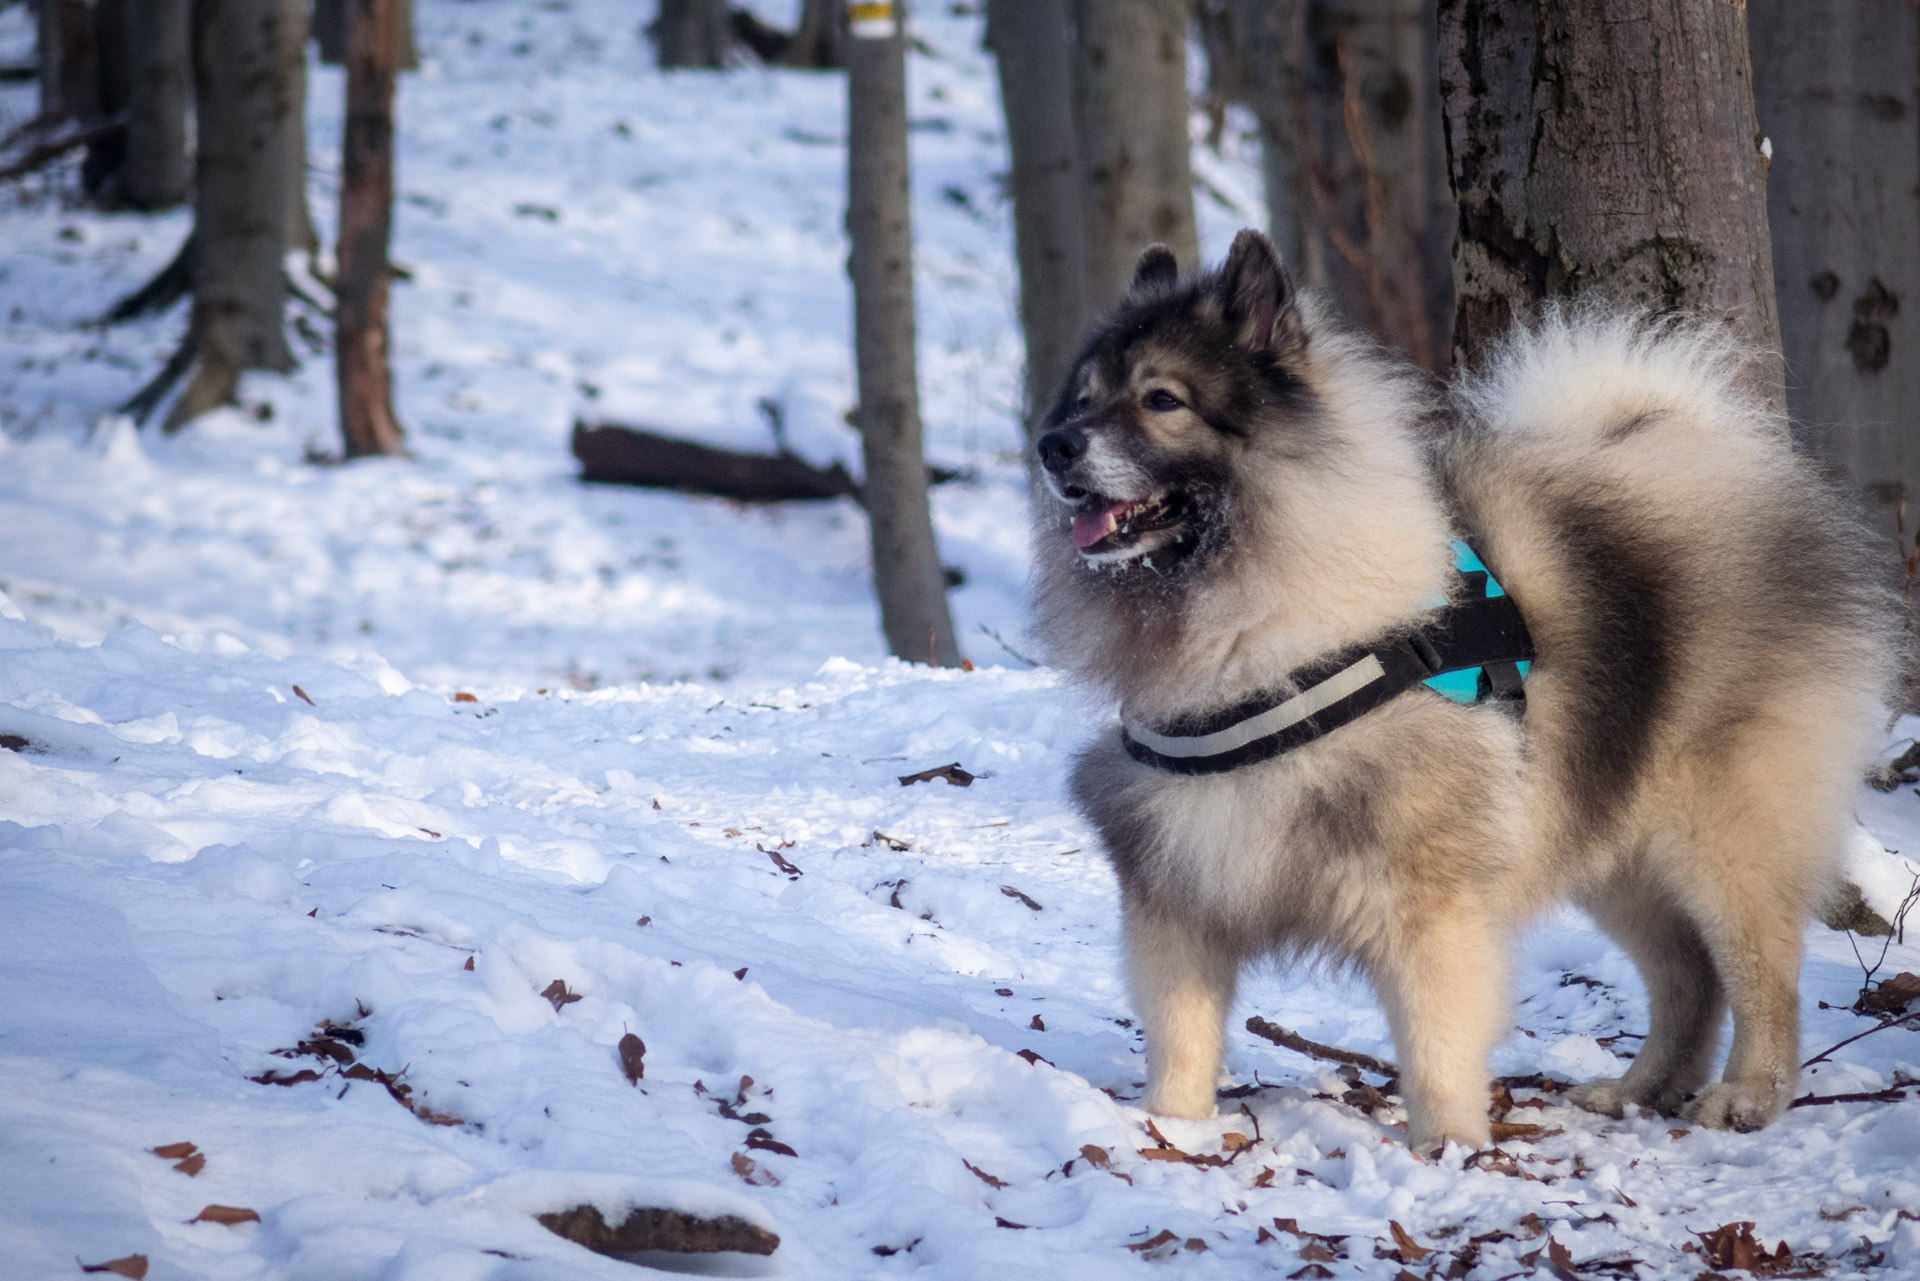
[1424,541,1530,703]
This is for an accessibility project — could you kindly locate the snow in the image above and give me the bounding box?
[2,1,1918,1277]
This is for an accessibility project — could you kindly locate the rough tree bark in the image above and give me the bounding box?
[1196,0,1315,282]
[336,0,406,457]
[83,0,130,196]
[315,0,415,68]
[124,0,193,210]
[653,0,735,69]
[157,0,295,430]
[37,0,99,122]
[1750,0,1920,524]
[847,1,961,667]
[784,0,846,69]
[1438,0,1781,404]
[1071,0,1200,310]
[986,0,1088,445]
[281,0,318,254]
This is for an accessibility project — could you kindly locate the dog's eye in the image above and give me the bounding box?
[1075,392,1092,410]
[1144,389,1183,412]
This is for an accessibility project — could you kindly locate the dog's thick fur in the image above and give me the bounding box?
[1032,230,1897,1151]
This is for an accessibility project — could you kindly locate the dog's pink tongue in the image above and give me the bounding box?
[1072,502,1129,549]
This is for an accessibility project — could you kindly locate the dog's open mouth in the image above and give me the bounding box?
[1066,490,1186,557]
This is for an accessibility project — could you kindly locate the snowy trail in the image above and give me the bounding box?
[3,600,1919,1278]
[1,0,1918,1275]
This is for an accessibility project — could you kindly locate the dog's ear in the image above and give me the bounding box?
[1130,244,1179,295]
[1218,229,1302,355]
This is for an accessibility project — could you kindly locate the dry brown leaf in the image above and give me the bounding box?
[1220,1131,1253,1153]
[150,1142,197,1160]
[453,692,478,703]
[999,885,1042,911]
[1299,1242,1338,1262]
[1490,1120,1545,1142]
[292,685,315,706]
[730,1152,780,1186]
[78,1256,148,1278]
[758,843,802,876]
[538,1203,779,1257]
[249,1068,322,1086]
[618,1032,645,1085]
[174,1152,206,1177]
[1078,1144,1111,1170]
[733,966,749,980]
[897,762,974,787]
[541,979,582,1010]
[745,1128,797,1157]
[963,1160,1008,1189]
[1693,1221,1798,1274]
[1546,1238,1583,1280]
[1860,971,1920,1015]
[994,1217,1029,1229]
[1138,1147,1192,1162]
[1253,1167,1276,1188]
[1015,1048,1054,1068]
[1289,1266,1334,1280]
[189,1205,261,1226]
[1390,1221,1432,1262]
[1126,1229,1180,1255]
[463,956,475,970]
[1029,1014,1045,1031]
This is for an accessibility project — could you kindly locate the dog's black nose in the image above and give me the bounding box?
[1037,428,1085,474]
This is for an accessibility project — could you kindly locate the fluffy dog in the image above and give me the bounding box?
[1032,229,1896,1151]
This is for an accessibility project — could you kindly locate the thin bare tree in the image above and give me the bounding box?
[847,0,960,666]
[126,0,296,430]
[653,0,735,68]
[1439,0,1781,405]
[1071,0,1199,310]
[335,0,406,457]
[123,0,193,210]
[1751,0,1920,524]
[986,0,1088,446]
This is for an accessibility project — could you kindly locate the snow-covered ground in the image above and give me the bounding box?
[2,2,1918,1278]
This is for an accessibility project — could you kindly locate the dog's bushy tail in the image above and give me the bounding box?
[1451,306,1780,451]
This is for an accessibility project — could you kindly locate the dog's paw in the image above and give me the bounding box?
[1563,1077,1635,1118]
[1143,1079,1218,1121]
[1566,1076,1690,1118]
[1685,1079,1787,1133]
[1407,1116,1492,1156]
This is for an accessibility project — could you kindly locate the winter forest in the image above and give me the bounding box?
[2,0,1920,1278]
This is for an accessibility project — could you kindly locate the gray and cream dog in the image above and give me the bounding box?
[1032,229,1896,1151]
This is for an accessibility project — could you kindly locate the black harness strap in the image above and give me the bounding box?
[1120,588,1534,777]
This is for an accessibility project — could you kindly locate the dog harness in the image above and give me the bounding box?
[1120,542,1534,776]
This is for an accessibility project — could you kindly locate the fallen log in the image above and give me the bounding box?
[572,421,858,502]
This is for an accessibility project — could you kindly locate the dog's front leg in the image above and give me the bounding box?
[1370,903,1507,1153]
[1125,900,1239,1119]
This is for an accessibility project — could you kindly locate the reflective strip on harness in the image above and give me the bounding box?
[1121,653,1386,760]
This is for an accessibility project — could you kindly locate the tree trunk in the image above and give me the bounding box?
[1071,0,1200,310]
[38,0,100,122]
[986,0,1088,444]
[1438,0,1781,406]
[124,0,193,210]
[316,0,415,68]
[336,0,405,458]
[166,0,294,431]
[281,0,318,255]
[784,0,847,69]
[1195,0,1315,283]
[82,0,131,196]
[847,2,961,667]
[1750,0,1920,527]
[653,0,734,69]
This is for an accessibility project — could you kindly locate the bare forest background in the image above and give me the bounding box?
[5,0,1918,665]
